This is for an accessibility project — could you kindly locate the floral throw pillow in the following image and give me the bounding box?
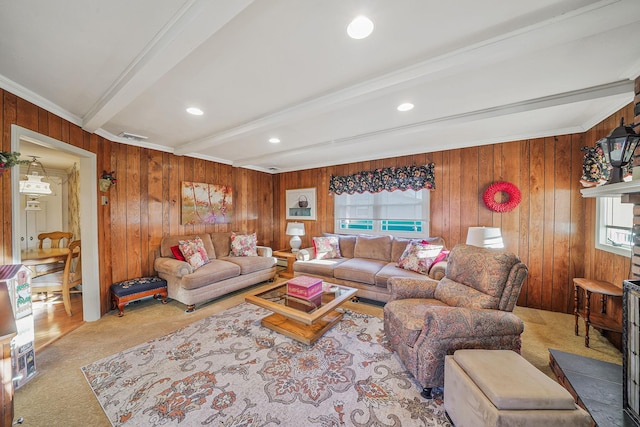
[313,236,341,260]
[396,241,443,275]
[178,237,210,269]
[230,232,258,257]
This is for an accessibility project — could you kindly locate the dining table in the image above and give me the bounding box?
[20,247,70,277]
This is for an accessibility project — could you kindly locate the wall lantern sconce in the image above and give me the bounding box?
[598,118,640,184]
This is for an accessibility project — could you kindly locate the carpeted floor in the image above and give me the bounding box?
[81,302,451,426]
[14,280,622,426]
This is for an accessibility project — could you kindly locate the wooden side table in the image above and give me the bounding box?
[573,278,623,347]
[273,249,297,279]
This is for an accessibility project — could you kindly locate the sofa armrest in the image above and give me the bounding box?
[296,247,315,261]
[428,260,447,280]
[388,277,439,301]
[256,246,272,257]
[418,306,524,342]
[154,257,193,278]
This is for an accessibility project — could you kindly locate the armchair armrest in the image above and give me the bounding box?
[417,306,524,343]
[256,246,272,257]
[388,277,439,301]
[154,257,193,278]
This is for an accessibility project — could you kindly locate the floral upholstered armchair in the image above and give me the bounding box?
[383,243,528,398]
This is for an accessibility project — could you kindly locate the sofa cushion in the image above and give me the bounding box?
[435,277,500,309]
[230,232,258,256]
[396,241,444,275]
[313,236,341,259]
[391,236,445,263]
[180,259,241,290]
[354,235,392,261]
[221,255,275,275]
[161,234,216,259]
[211,232,231,257]
[375,263,431,288]
[334,258,388,284]
[179,237,211,269]
[294,257,348,277]
[323,233,356,258]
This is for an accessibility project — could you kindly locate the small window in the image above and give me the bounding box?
[334,189,429,238]
[595,196,633,256]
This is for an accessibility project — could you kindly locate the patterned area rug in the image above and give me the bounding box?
[81,303,451,426]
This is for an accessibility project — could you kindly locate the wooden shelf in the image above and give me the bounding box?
[580,180,640,197]
[576,309,622,333]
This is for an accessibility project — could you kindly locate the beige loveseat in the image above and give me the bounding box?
[154,233,276,312]
[293,233,447,302]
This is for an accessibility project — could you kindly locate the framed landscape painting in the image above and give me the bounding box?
[181,182,233,225]
[286,187,316,220]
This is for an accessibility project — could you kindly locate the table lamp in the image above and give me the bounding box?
[466,226,504,249]
[286,222,305,252]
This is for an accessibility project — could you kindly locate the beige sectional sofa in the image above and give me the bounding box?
[293,233,446,302]
[154,232,276,312]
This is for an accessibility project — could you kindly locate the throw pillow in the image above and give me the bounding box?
[396,241,443,275]
[313,236,341,260]
[230,232,258,256]
[429,249,450,272]
[178,237,210,269]
[170,245,186,262]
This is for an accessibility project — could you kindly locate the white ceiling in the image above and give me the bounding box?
[1,0,639,174]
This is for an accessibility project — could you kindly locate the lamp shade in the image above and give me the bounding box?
[466,227,504,248]
[285,222,305,236]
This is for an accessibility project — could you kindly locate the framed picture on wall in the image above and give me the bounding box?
[285,187,316,220]
[181,181,233,225]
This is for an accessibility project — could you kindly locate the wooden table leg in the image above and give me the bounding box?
[584,290,591,348]
[574,284,579,336]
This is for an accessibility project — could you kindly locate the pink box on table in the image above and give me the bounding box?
[287,275,323,300]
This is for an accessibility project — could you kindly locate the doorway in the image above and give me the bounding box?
[10,125,101,322]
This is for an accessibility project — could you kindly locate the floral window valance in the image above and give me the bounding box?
[329,164,435,195]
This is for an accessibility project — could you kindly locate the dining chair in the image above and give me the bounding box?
[31,240,82,317]
[33,231,74,277]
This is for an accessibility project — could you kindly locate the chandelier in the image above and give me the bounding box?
[19,156,52,210]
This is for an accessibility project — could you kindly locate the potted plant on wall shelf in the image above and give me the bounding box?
[99,170,117,192]
[0,151,30,173]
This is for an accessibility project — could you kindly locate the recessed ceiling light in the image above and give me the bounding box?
[269,137,281,144]
[186,107,203,116]
[347,15,374,39]
[397,103,414,112]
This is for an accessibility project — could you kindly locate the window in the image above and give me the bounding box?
[596,196,633,256]
[334,189,429,238]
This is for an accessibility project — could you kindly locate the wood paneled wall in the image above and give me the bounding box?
[274,103,634,330]
[1,85,632,335]
[1,89,274,315]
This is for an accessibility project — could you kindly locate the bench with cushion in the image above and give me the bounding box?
[110,276,168,317]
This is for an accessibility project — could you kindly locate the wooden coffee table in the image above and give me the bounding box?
[245,281,357,345]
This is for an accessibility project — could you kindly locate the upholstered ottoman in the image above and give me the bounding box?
[110,276,168,317]
[444,349,591,427]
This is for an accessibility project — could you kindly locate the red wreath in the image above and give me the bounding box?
[483,181,521,213]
